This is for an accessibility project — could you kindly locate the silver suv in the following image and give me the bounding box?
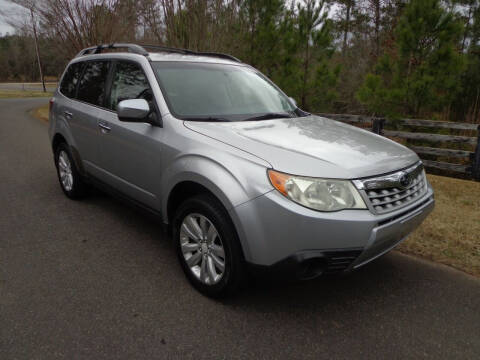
[49,43,434,297]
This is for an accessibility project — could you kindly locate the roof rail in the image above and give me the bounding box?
[75,43,241,63]
[140,44,241,63]
[75,43,149,58]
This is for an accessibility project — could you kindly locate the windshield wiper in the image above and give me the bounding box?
[183,116,231,122]
[243,112,295,121]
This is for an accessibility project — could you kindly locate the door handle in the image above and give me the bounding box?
[98,122,111,132]
[64,110,73,118]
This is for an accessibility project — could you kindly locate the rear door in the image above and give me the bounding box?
[96,60,163,210]
[66,60,111,174]
[56,61,95,161]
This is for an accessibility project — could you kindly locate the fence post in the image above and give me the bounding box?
[473,125,480,181]
[372,118,385,135]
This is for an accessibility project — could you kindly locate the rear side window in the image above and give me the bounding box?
[108,61,151,111]
[77,61,110,107]
[60,62,84,98]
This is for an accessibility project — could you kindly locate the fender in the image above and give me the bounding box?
[53,121,76,148]
[161,153,272,224]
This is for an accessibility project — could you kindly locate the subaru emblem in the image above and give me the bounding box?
[399,173,411,188]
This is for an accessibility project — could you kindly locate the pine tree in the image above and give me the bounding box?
[269,2,302,99]
[451,0,480,122]
[240,0,286,74]
[357,0,464,118]
[296,0,339,111]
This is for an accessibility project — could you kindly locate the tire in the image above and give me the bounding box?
[173,194,246,298]
[54,142,89,199]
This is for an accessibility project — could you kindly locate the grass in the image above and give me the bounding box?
[32,103,49,122]
[397,174,480,277]
[0,90,53,98]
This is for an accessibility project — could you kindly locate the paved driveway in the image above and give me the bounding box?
[1,98,479,359]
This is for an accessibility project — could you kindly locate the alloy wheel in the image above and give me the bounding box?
[58,150,73,191]
[180,213,226,285]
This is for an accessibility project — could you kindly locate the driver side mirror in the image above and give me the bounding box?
[117,99,151,123]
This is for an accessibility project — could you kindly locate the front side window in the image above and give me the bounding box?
[77,61,110,107]
[151,62,296,121]
[60,62,84,98]
[108,61,152,111]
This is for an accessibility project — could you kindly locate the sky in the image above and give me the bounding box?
[0,0,23,35]
[0,0,337,37]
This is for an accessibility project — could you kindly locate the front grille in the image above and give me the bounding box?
[324,250,362,273]
[366,171,427,213]
[354,162,428,214]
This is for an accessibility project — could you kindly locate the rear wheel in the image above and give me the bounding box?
[173,194,246,298]
[54,143,88,199]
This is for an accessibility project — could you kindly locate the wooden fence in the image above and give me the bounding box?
[318,114,480,181]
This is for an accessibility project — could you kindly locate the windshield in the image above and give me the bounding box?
[152,61,298,121]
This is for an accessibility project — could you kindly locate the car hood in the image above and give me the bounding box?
[184,115,419,179]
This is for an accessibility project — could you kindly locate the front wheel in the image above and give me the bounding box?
[173,194,246,298]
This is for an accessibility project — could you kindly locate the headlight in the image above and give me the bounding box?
[268,169,366,211]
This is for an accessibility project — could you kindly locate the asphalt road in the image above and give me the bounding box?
[1,98,480,359]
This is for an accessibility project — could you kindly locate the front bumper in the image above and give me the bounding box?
[230,184,434,277]
[350,196,433,269]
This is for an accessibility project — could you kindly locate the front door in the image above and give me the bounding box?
[97,60,163,210]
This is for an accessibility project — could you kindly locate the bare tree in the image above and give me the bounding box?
[30,6,46,91]
[339,0,355,55]
[369,0,381,58]
[4,0,140,58]
[2,0,46,90]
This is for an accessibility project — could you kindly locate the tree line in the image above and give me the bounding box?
[0,0,479,123]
